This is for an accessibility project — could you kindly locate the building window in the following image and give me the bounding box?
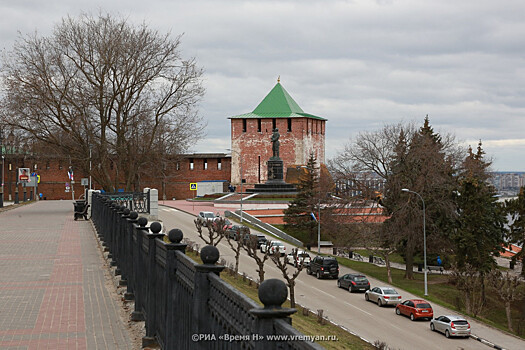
[204,158,208,170]
[287,118,292,132]
[217,158,222,170]
[46,161,50,169]
[242,119,247,132]
[272,118,276,130]
[189,158,194,170]
[257,118,261,132]
[176,162,180,171]
[59,162,63,170]
[34,164,37,170]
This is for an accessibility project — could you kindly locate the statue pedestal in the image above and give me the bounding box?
[267,158,285,184]
[246,157,296,194]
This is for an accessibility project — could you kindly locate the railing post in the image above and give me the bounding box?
[192,245,225,349]
[142,222,164,348]
[123,211,139,301]
[250,279,297,350]
[131,217,149,322]
[164,229,187,349]
[117,208,130,285]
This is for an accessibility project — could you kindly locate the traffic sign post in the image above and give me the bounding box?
[190,183,197,211]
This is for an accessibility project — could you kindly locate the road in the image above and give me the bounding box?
[158,206,525,350]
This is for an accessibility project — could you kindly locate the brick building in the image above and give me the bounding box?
[228,80,326,187]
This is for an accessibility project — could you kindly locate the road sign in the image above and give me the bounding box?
[81,178,89,186]
[190,183,197,191]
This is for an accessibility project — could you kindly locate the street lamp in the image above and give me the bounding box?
[226,149,243,223]
[401,188,428,296]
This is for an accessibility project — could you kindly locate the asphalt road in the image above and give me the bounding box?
[158,206,525,350]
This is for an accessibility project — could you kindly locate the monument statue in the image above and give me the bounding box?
[271,128,280,158]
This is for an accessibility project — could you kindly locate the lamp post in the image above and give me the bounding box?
[401,188,428,296]
[227,149,243,223]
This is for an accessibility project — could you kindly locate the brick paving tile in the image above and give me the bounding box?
[0,201,134,349]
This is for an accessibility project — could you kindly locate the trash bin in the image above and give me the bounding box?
[348,251,353,259]
[369,255,373,263]
[418,263,423,272]
[510,261,515,270]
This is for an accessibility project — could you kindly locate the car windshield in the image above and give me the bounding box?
[204,213,215,218]
[354,276,368,282]
[298,253,310,258]
[323,260,337,266]
[416,303,431,309]
[383,289,397,295]
[273,242,284,247]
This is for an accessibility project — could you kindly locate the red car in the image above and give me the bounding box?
[395,299,433,321]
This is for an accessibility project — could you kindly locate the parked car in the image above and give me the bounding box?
[430,315,471,338]
[286,250,311,267]
[244,234,268,248]
[307,256,339,279]
[197,211,215,227]
[365,286,402,306]
[337,273,370,292]
[212,217,233,232]
[395,299,433,321]
[226,224,250,240]
[260,240,286,256]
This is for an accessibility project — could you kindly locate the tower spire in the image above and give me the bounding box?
[277,75,280,83]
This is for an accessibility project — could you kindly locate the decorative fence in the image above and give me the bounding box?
[91,193,324,350]
[100,191,150,213]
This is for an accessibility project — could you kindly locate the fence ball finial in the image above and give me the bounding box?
[129,211,138,220]
[137,217,148,227]
[123,208,130,216]
[150,222,162,233]
[258,279,288,309]
[200,245,220,265]
[168,228,183,243]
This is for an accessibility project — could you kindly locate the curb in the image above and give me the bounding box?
[470,334,506,350]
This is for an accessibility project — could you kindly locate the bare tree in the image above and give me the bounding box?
[449,263,485,316]
[1,12,205,191]
[270,248,306,308]
[488,270,525,332]
[241,235,271,283]
[194,219,223,247]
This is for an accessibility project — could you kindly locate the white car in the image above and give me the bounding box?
[286,250,311,267]
[365,286,402,307]
[197,211,216,227]
[430,315,471,338]
[260,240,286,256]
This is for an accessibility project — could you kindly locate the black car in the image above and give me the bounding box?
[244,233,268,249]
[307,256,339,279]
[337,273,370,292]
[226,225,250,240]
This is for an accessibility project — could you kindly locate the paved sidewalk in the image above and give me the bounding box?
[0,201,135,349]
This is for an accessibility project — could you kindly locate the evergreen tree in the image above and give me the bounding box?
[383,116,457,279]
[506,186,525,276]
[453,142,506,273]
[284,153,320,245]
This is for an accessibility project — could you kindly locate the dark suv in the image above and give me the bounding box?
[307,256,339,279]
[226,225,250,240]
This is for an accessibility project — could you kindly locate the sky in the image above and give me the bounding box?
[1,0,524,171]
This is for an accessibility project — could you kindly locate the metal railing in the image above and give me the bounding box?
[91,193,324,350]
[100,191,150,213]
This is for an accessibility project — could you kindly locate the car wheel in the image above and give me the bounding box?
[377,299,382,307]
[316,271,321,279]
[348,286,353,293]
[395,308,401,315]
[365,294,369,301]
[430,323,435,331]
[445,330,450,338]
[307,268,311,275]
[337,281,341,288]
[410,313,415,321]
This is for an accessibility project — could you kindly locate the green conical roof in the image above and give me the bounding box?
[229,81,326,120]
[253,83,304,114]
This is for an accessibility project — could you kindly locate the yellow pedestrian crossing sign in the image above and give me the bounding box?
[190,183,197,191]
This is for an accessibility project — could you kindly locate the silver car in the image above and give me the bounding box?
[430,315,471,338]
[365,286,402,306]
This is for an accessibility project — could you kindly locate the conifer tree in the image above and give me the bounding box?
[506,186,525,276]
[283,153,319,245]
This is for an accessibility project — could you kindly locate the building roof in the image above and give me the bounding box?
[229,82,326,121]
